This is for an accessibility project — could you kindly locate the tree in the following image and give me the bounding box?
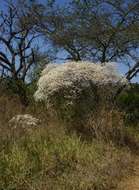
[34,0,139,81]
[0,1,40,104]
[27,49,55,83]
[0,1,39,81]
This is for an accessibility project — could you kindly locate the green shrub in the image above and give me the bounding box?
[0,77,39,107]
[118,83,139,126]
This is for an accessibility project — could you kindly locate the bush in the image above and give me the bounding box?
[34,61,127,125]
[118,83,139,126]
[0,78,30,105]
[34,62,127,137]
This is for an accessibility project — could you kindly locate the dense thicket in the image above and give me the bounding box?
[118,83,139,125]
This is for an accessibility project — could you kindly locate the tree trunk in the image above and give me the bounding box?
[14,79,29,106]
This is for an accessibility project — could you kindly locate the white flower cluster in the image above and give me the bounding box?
[34,61,128,104]
[9,114,40,129]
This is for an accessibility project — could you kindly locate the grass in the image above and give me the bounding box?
[0,93,138,190]
[0,126,133,190]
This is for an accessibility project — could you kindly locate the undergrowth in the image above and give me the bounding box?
[0,126,133,190]
[0,93,138,190]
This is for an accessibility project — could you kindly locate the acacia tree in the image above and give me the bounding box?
[34,0,139,81]
[0,1,40,104]
[0,2,39,80]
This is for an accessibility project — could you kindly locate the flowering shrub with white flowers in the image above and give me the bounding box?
[34,61,128,125]
[9,114,40,129]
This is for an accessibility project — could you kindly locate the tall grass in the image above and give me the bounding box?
[0,93,138,190]
[0,126,133,190]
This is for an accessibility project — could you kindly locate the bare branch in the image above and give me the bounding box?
[126,61,139,80]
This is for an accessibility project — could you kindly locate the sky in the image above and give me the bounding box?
[0,0,139,82]
[39,0,68,4]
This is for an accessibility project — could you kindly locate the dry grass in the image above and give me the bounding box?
[86,107,125,143]
[0,93,138,190]
[0,125,133,190]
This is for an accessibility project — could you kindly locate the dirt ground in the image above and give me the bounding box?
[118,158,139,190]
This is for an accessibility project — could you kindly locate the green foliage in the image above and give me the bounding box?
[0,78,30,106]
[0,78,37,106]
[118,83,139,126]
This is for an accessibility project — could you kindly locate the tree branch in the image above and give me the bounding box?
[126,61,139,81]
